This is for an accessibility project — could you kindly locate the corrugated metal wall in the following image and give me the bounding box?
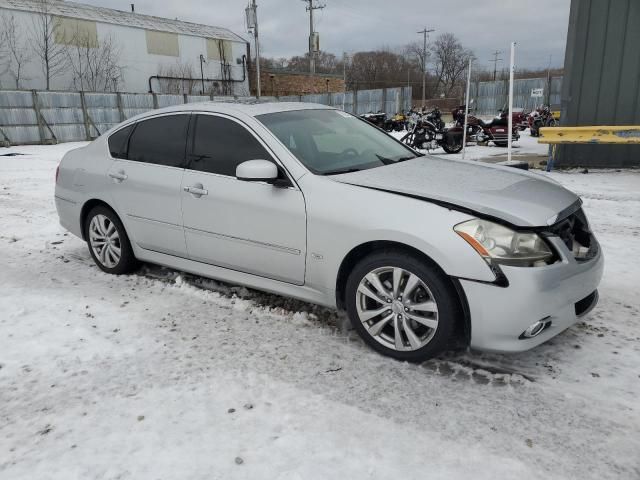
[557,0,640,167]
[0,86,411,145]
[470,77,563,115]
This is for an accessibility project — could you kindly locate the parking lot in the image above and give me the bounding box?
[1,142,639,479]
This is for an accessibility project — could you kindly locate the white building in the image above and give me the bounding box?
[0,0,250,95]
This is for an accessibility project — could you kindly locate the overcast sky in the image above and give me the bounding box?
[73,0,571,71]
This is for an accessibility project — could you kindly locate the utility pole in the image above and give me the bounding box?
[417,27,434,108]
[490,50,502,81]
[342,52,348,111]
[462,56,472,160]
[546,54,552,107]
[303,0,325,75]
[245,1,261,98]
[507,42,516,163]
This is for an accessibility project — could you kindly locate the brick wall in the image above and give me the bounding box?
[249,69,345,96]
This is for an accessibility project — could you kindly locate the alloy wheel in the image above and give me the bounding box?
[89,214,121,269]
[355,266,439,351]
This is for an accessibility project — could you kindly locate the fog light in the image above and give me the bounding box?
[519,318,551,339]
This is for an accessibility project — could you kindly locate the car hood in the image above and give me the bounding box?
[330,157,580,227]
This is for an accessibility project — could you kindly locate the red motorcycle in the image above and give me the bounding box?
[512,108,529,131]
[452,106,520,147]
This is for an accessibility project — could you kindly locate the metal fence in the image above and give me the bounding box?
[470,76,563,115]
[0,86,411,146]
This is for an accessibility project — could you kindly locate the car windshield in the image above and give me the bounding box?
[257,109,420,175]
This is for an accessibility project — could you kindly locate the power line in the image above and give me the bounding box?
[302,0,326,74]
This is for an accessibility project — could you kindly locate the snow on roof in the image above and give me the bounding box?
[0,0,247,43]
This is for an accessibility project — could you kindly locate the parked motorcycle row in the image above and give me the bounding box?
[359,104,557,154]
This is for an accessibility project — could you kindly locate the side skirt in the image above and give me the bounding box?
[134,247,336,309]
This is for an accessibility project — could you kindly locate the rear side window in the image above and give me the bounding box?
[189,115,271,176]
[108,124,133,159]
[127,114,189,167]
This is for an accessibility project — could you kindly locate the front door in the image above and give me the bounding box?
[181,114,306,285]
[106,113,189,257]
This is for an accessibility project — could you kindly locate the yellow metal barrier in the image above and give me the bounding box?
[539,126,640,144]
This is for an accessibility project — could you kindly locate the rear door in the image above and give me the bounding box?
[181,113,307,284]
[107,113,189,257]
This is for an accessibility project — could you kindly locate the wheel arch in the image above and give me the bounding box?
[79,198,118,240]
[334,240,471,345]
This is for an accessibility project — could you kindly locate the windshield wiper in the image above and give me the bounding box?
[323,167,362,176]
[395,155,423,162]
[375,154,422,164]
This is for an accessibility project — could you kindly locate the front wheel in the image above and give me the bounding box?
[442,133,463,154]
[84,206,139,274]
[345,250,458,362]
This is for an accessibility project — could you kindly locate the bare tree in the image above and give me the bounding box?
[66,29,123,92]
[347,49,413,91]
[285,51,339,74]
[216,40,233,96]
[157,61,196,94]
[430,33,474,97]
[404,41,429,75]
[30,0,67,90]
[1,13,32,89]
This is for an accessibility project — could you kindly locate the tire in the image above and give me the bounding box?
[442,133,463,154]
[84,205,139,275]
[345,250,458,362]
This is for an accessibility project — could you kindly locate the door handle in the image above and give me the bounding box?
[184,185,208,196]
[109,170,128,182]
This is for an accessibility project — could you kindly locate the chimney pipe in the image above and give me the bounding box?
[130,4,135,13]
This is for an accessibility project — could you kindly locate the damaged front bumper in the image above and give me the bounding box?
[461,235,604,353]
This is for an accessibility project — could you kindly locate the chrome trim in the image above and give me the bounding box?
[184,225,301,255]
[126,213,183,230]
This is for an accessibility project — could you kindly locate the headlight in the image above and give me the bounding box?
[454,218,554,267]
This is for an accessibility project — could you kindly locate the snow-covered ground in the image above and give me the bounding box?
[1,142,639,479]
[389,127,550,161]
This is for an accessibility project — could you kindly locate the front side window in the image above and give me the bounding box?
[127,115,189,167]
[257,109,419,175]
[188,115,272,176]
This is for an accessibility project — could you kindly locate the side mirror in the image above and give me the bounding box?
[236,159,279,183]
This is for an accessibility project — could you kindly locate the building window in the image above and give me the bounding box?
[54,17,98,48]
[207,38,233,62]
[146,30,179,57]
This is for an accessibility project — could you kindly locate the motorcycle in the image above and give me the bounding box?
[400,112,463,154]
[512,108,530,131]
[529,106,557,137]
[383,112,408,132]
[452,105,520,147]
[360,112,387,129]
[424,106,446,131]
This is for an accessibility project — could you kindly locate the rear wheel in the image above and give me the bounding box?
[345,250,457,362]
[84,206,139,274]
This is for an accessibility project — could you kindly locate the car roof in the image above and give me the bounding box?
[133,101,334,120]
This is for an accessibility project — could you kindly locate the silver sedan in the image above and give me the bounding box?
[55,102,603,361]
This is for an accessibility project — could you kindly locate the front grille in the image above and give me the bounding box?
[547,208,597,261]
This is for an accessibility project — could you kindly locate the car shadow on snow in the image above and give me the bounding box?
[58,248,592,388]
